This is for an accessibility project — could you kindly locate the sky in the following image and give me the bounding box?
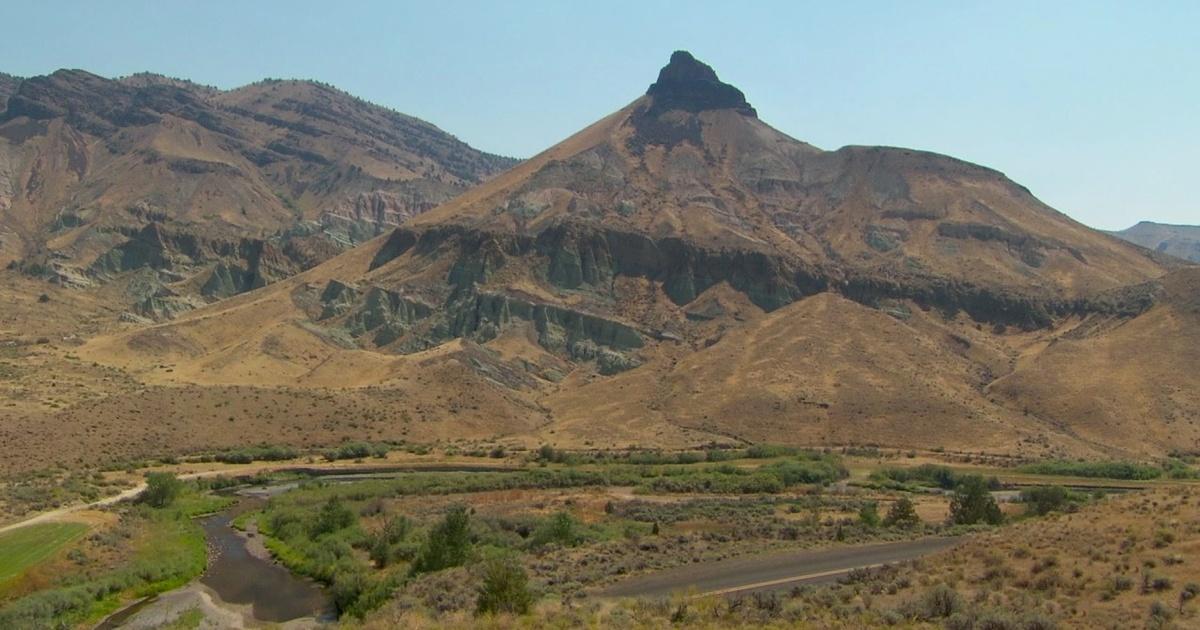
[1,1,1197,230]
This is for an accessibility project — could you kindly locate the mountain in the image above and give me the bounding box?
[0,72,21,111]
[1111,221,1200,263]
[0,69,517,317]
[15,51,1197,471]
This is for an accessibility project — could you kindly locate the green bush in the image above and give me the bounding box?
[476,553,533,616]
[212,444,298,464]
[884,497,921,529]
[745,444,799,459]
[949,475,1003,525]
[311,497,357,538]
[1019,485,1071,515]
[411,505,471,575]
[324,442,391,462]
[873,464,959,489]
[140,472,184,508]
[531,511,580,549]
[858,502,880,528]
[1016,460,1161,480]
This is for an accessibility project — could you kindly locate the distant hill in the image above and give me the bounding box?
[0,69,517,317]
[1111,221,1200,263]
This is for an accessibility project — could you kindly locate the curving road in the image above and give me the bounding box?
[596,537,962,598]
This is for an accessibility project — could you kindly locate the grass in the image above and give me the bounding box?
[0,491,210,628]
[0,522,89,584]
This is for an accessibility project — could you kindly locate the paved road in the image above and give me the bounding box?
[596,537,962,598]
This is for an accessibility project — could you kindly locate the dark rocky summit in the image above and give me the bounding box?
[645,50,756,117]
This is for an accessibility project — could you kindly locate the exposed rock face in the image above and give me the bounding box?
[311,276,644,372]
[645,51,756,117]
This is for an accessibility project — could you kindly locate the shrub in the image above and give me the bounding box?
[745,444,799,459]
[949,475,1003,525]
[475,553,533,615]
[531,511,580,548]
[1148,601,1174,627]
[324,442,390,461]
[874,464,960,489]
[1016,460,1161,480]
[884,497,921,529]
[140,473,183,508]
[331,567,370,613]
[311,497,356,538]
[213,444,298,464]
[412,505,471,575]
[368,515,413,568]
[1019,486,1070,515]
[859,502,881,528]
[766,457,848,485]
[1179,583,1200,614]
[916,584,962,619]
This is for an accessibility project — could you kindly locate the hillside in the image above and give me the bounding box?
[0,69,517,318]
[7,51,1194,470]
[1112,220,1200,262]
[0,73,20,111]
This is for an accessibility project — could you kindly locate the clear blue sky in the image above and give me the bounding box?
[2,1,1197,230]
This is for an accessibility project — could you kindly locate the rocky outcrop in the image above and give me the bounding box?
[313,277,645,373]
[373,222,828,312]
[372,216,1159,333]
[644,51,756,117]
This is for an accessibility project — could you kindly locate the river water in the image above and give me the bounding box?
[197,499,335,623]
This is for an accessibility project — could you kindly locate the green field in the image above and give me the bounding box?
[0,521,88,583]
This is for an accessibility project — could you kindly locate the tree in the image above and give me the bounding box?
[858,501,881,528]
[369,515,412,568]
[949,475,1004,525]
[412,505,471,575]
[476,553,534,615]
[884,497,921,528]
[140,472,183,508]
[311,496,356,537]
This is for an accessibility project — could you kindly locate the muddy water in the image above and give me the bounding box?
[197,500,335,623]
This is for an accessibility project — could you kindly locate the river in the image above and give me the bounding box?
[97,489,335,628]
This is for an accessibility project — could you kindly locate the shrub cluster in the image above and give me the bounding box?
[1016,460,1161,480]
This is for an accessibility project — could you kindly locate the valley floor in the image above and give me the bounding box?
[2,445,1198,628]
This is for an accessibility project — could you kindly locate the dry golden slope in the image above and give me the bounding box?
[989,268,1200,456]
[543,290,1089,456]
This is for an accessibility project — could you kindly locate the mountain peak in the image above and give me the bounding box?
[645,50,756,117]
